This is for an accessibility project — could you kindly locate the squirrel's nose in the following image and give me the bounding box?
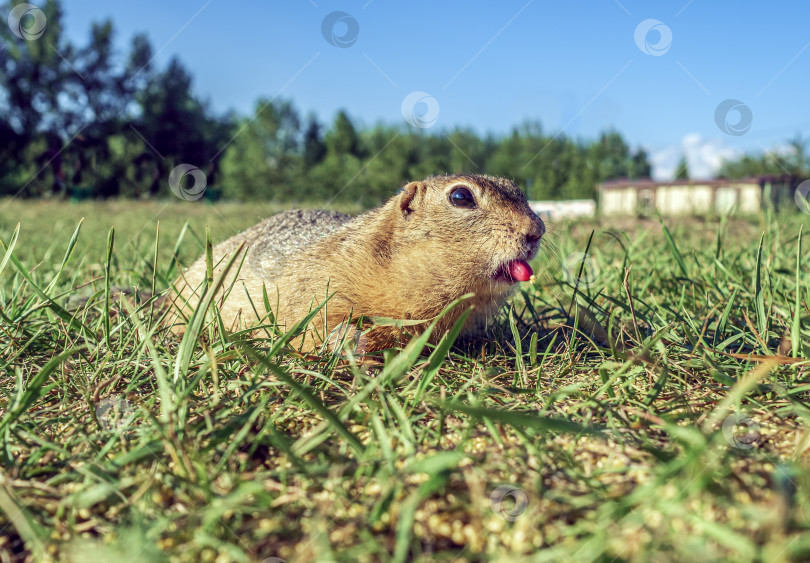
[525,217,545,244]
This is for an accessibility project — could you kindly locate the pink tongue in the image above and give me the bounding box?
[509,260,533,282]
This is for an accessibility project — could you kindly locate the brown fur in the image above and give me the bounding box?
[168,174,545,352]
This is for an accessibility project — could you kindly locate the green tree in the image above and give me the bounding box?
[326,110,362,158]
[675,155,690,180]
[0,0,656,205]
[629,148,652,179]
[356,126,416,202]
[303,114,326,168]
[0,0,231,198]
[219,99,302,200]
[0,0,71,194]
[135,58,232,193]
[307,111,366,203]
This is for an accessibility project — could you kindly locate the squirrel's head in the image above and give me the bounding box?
[395,174,545,292]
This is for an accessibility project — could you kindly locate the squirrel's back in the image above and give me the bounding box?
[242,209,352,279]
[169,209,351,332]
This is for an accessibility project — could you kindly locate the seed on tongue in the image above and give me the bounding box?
[508,260,533,282]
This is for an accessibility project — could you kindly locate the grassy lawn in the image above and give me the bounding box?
[1,197,809,562]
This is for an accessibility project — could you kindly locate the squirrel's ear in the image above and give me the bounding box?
[399,181,424,216]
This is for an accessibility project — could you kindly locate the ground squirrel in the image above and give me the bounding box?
[169,174,545,352]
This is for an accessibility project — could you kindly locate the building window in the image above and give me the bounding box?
[638,189,654,215]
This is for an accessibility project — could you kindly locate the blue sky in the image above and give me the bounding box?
[60,1,810,180]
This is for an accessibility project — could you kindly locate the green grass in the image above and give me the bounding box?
[1,197,809,562]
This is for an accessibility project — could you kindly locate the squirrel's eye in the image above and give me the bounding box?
[449,186,476,208]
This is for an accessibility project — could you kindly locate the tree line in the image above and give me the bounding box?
[717,136,809,180]
[1,1,802,206]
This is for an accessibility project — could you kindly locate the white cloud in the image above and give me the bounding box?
[649,134,741,181]
[649,145,680,181]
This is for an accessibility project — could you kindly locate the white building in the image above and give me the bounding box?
[598,176,801,216]
[528,199,596,221]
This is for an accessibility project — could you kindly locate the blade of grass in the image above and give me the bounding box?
[657,211,688,278]
[0,242,96,341]
[242,346,365,458]
[413,305,473,403]
[104,227,114,346]
[0,347,83,434]
[377,294,474,387]
[173,242,245,384]
[793,225,803,358]
[151,222,159,299]
[754,233,767,342]
[165,221,190,281]
[393,452,463,563]
[294,295,473,457]
[509,307,525,386]
[715,288,738,347]
[565,230,596,319]
[701,359,779,434]
[120,299,175,424]
[0,476,47,559]
[529,331,538,367]
[0,223,20,277]
[442,402,604,437]
[45,218,83,294]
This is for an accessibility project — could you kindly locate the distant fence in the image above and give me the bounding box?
[528,200,596,221]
